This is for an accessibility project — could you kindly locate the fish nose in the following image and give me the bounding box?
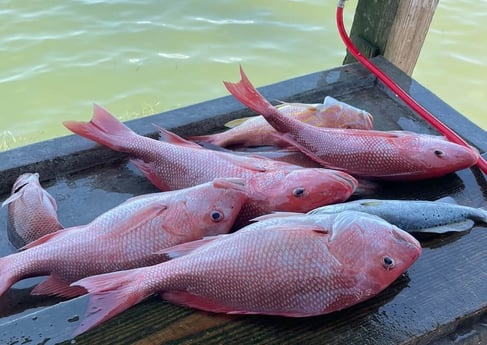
[392,227,421,252]
[466,145,480,161]
[449,143,479,161]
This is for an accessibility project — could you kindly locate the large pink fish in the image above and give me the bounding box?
[71,211,421,336]
[224,67,479,180]
[0,178,248,298]
[64,106,357,225]
[189,97,374,148]
[2,173,63,248]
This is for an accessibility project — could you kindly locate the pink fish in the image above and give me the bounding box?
[71,211,421,336]
[224,67,479,180]
[189,97,374,148]
[2,173,63,248]
[64,106,357,225]
[0,178,248,298]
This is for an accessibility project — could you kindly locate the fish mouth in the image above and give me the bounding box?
[331,171,358,191]
[365,114,374,129]
[12,173,40,193]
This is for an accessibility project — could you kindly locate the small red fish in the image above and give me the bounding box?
[64,106,357,225]
[71,211,421,336]
[2,173,63,248]
[0,178,248,298]
[189,97,374,148]
[224,67,479,180]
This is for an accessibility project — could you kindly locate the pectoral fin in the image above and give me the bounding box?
[31,275,87,298]
[155,236,223,258]
[2,193,22,207]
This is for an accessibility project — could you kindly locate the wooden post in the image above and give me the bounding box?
[343,0,439,75]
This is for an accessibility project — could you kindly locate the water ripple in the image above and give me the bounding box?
[189,16,255,25]
[0,0,485,152]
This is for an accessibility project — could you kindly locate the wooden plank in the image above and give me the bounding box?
[343,0,439,75]
[383,0,439,75]
[0,57,486,345]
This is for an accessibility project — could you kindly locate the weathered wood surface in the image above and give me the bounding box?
[0,57,486,345]
[343,0,439,75]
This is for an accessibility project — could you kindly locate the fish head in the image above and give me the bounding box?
[317,97,374,130]
[253,168,358,213]
[2,173,44,208]
[11,173,40,194]
[396,134,479,179]
[326,211,421,294]
[180,178,249,236]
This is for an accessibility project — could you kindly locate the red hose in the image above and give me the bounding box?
[336,1,487,174]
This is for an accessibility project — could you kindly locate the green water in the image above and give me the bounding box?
[0,0,486,151]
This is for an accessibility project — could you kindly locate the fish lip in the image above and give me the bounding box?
[12,173,40,193]
[331,171,358,191]
[365,114,374,129]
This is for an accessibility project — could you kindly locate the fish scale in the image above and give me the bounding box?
[71,211,421,336]
[0,179,249,298]
[188,97,374,148]
[309,197,487,233]
[64,105,358,226]
[224,68,479,180]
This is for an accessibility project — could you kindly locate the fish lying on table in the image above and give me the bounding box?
[224,67,479,180]
[64,106,358,226]
[2,173,63,248]
[0,178,248,298]
[308,197,487,233]
[71,210,421,336]
[189,96,373,148]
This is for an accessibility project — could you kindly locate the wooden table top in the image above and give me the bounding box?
[0,57,486,345]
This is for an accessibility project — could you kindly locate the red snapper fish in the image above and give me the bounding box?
[2,173,63,248]
[224,67,479,180]
[64,106,358,225]
[0,178,248,298]
[71,210,421,336]
[189,96,374,148]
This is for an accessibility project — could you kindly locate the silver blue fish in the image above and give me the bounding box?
[308,197,487,233]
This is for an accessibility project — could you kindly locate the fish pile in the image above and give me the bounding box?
[0,67,483,337]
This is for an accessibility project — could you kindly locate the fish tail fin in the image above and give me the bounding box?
[63,104,136,152]
[223,67,296,133]
[0,254,22,297]
[223,66,277,118]
[71,268,151,336]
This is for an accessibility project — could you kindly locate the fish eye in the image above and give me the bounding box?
[434,149,445,157]
[210,210,224,222]
[382,256,395,270]
[293,187,305,197]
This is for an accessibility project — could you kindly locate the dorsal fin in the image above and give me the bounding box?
[154,124,203,148]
